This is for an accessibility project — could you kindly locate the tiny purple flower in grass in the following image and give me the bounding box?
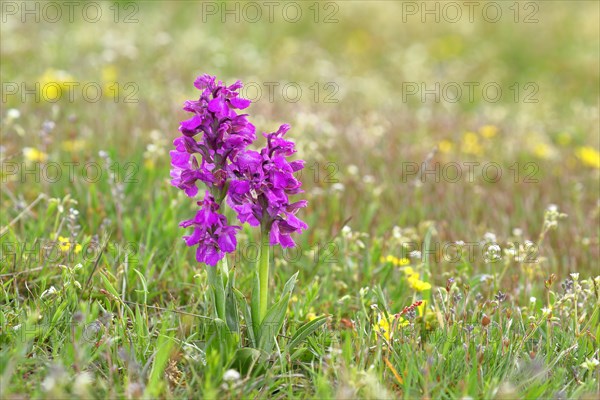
[180,191,240,266]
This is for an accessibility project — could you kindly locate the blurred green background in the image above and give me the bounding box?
[2,1,600,398]
[2,0,599,271]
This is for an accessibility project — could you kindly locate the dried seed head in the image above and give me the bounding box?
[446,278,455,292]
[545,274,557,288]
[481,314,491,327]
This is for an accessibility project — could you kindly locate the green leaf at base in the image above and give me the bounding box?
[286,315,328,354]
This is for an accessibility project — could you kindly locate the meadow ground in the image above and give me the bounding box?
[1,1,599,398]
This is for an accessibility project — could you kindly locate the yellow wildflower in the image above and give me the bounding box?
[102,65,119,99]
[479,125,498,139]
[407,275,432,291]
[382,255,410,267]
[533,143,552,160]
[438,140,454,154]
[576,146,600,169]
[58,236,82,254]
[373,314,391,341]
[61,140,86,152]
[143,158,155,170]
[416,300,429,317]
[23,147,48,162]
[306,312,317,322]
[102,65,118,82]
[461,132,483,155]
[38,69,75,101]
[404,267,431,291]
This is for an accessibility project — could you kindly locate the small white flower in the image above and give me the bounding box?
[223,369,241,382]
[541,307,552,316]
[485,244,502,262]
[332,183,345,191]
[570,273,580,281]
[483,232,497,243]
[529,297,536,304]
[409,250,421,259]
[489,244,501,252]
[41,286,58,299]
[512,228,523,236]
[7,108,21,119]
[455,240,465,247]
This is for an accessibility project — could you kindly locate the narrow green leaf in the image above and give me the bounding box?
[233,288,256,347]
[144,326,174,398]
[280,271,299,303]
[250,271,261,340]
[286,315,328,353]
[41,300,68,342]
[225,269,239,334]
[132,268,148,305]
[258,293,290,353]
[206,265,226,320]
[230,347,265,376]
[101,273,120,298]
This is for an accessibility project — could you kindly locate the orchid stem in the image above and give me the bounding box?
[258,228,270,323]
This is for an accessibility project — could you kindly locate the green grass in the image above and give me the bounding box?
[1,1,599,398]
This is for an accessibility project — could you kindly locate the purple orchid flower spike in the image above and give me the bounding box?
[172,73,307,261]
[179,191,240,266]
[227,124,308,248]
[172,74,308,343]
[170,75,255,196]
[171,74,255,265]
